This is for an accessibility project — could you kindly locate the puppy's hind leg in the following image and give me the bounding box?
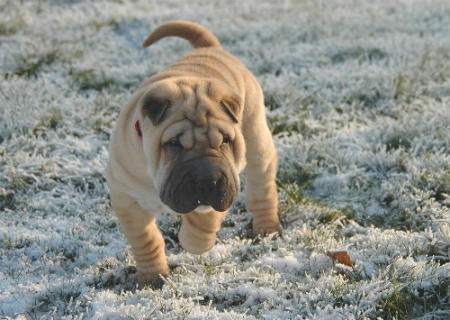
[111,193,169,288]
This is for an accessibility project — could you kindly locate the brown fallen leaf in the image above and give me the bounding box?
[327,250,353,267]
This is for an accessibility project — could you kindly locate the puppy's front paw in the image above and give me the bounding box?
[252,209,282,237]
[137,272,167,290]
[253,223,282,237]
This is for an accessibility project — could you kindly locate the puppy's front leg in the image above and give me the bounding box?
[178,210,227,254]
[245,136,280,235]
[244,97,280,235]
[111,193,169,286]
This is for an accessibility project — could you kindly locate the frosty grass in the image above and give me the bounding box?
[0,0,449,319]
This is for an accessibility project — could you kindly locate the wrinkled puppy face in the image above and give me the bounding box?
[138,79,246,214]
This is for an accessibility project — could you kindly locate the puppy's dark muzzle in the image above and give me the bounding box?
[160,157,237,214]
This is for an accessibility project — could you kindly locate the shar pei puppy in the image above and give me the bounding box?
[106,21,280,286]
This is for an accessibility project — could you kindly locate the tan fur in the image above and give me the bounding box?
[106,21,280,286]
[142,20,221,49]
[179,210,227,254]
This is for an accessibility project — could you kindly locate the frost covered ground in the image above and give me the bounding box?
[1,0,449,319]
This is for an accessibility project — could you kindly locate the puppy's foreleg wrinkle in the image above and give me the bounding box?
[111,193,169,285]
[244,102,280,235]
[246,142,280,235]
[179,211,227,254]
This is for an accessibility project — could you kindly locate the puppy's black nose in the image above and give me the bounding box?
[196,175,224,197]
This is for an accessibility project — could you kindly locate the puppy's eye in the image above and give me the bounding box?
[222,135,232,145]
[164,138,182,148]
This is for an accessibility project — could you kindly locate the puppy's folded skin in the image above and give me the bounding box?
[106,21,280,285]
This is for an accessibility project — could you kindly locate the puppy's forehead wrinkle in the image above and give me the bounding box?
[162,119,192,141]
[187,111,208,128]
[179,83,197,108]
[173,81,237,148]
[193,83,199,97]
[206,82,211,96]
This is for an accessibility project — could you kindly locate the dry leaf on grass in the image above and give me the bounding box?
[327,251,353,267]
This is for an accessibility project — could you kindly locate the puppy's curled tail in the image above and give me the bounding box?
[142,21,221,49]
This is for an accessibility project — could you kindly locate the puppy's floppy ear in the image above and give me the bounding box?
[140,93,171,125]
[220,95,241,123]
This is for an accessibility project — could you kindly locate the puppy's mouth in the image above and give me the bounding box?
[160,157,238,214]
[194,205,214,214]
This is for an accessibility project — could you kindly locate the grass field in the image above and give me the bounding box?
[1,0,449,319]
